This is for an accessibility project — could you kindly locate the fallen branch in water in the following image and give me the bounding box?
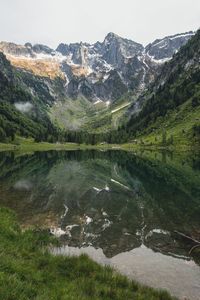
[189,244,200,255]
[174,230,200,255]
[174,230,200,244]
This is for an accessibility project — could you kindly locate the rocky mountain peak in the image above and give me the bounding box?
[103,32,143,53]
[104,32,120,42]
[24,42,32,49]
[32,44,54,55]
[0,41,33,57]
[0,31,195,103]
[145,31,195,61]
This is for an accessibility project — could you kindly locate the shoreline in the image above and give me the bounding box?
[0,139,199,154]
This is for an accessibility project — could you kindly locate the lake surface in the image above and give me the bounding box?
[0,150,200,299]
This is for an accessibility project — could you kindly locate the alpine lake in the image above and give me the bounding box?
[0,149,200,300]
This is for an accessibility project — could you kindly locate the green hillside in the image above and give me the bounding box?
[0,52,59,142]
[126,30,200,147]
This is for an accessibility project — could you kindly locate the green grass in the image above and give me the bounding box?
[0,143,16,151]
[0,136,199,155]
[0,137,81,153]
[132,99,200,150]
[0,136,124,154]
[0,207,176,300]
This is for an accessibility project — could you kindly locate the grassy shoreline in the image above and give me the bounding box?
[0,137,199,154]
[0,207,176,300]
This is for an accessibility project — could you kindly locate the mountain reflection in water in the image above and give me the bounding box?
[0,150,200,299]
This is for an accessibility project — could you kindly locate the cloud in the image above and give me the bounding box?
[14,102,33,113]
[14,179,33,191]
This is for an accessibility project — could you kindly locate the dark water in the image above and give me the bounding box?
[0,150,200,299]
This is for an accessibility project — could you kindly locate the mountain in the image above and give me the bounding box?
[145,31,195,61]
[0,30,197,141]
[0,31,195,104]
[126,29,200,146]
[0,52,60,142]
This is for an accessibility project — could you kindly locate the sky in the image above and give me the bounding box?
[0,0,199,48]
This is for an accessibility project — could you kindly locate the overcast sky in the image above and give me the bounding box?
[0,0,199,48]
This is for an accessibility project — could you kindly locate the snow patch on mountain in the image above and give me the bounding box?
[169,32,195,40]
[0,31,195,103]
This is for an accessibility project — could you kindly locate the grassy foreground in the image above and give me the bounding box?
[0,207,176,300]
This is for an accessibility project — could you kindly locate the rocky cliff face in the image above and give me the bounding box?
[0,31,195,103]
[145,31,195,61]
